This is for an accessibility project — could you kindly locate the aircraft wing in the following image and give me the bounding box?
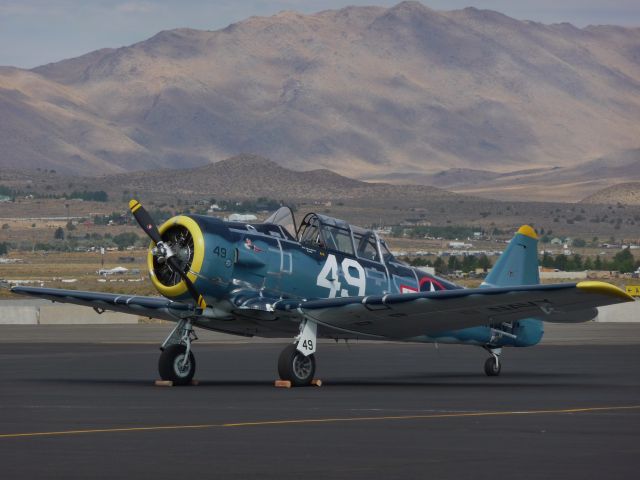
[10,286,193,322]
[272,281,635,339]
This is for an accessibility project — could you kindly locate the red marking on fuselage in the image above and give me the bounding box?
[419,276,446,291]
[399,284,418,294]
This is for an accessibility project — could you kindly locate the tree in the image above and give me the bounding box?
[461,255,477,273]
[433,257,446,274]
[113,232,140,250]
[0,242,8,255]
[54,227,65,240]
[477,254,491,272]
[541,252,554,268]
[594,255,603,271]
[553,254,568,271]
[572,238,586,248]
[409,257,430,267]
[611,248,635,273]
[568,254,583,271]
[447,255,461,272]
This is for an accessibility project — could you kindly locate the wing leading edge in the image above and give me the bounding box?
[10,286,193,322]
[273,281,635,339]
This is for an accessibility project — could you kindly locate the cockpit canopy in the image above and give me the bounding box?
[266,207,395,264]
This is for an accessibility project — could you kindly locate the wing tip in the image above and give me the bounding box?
[577,280,635,302]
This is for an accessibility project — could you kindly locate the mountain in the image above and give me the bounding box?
[86,154,462,201]
[4,155,640,241]
[429,149,640,202]
[582,182,640,205]
[1,1,640,186]
[367,148,639,202]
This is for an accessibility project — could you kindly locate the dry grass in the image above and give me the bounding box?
[0,250,155,299]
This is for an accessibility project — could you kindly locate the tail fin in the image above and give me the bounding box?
[482,225,539,288]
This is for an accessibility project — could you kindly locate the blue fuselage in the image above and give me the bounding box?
[166,215,543,348]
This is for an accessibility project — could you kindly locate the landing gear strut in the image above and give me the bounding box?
[158,319,197,385]
[278,318,317,387]
[483,347,502,376]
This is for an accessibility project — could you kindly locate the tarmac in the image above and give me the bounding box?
[0,324,639,479]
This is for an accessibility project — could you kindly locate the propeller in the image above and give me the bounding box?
[129,199,206,309]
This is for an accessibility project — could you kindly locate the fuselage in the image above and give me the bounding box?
[148,211,543,348]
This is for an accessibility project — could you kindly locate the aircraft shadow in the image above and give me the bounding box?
[25,371,597,389]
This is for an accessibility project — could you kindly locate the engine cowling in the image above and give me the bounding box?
[147,215,233,303]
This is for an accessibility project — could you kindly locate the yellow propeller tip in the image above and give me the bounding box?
[128,199,142,213]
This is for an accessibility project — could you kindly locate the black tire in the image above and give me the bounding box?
[278,344,316,387]
[158,344,196,385]
[484,356,501,376]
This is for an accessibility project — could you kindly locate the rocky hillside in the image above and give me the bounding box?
[9,154,458,202]
[366,148,640,202]
[582,182,640,205]
[1,1,639,188]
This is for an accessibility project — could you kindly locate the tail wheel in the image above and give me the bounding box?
[278,344,316,387]
[484,356,501,376]
[158,344,196,385]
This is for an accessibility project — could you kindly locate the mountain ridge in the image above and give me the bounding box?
[1,1,639,195]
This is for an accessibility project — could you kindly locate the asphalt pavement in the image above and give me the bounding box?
[0,326,639,479]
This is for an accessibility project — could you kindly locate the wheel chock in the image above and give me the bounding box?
[154,380,199,387]
[274,379,322,388]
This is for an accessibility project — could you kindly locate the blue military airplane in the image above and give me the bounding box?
[10,201,634,386]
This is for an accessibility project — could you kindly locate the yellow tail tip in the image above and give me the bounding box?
[517,225,537,239]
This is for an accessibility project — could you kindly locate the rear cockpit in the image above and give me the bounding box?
[263,207,397,265]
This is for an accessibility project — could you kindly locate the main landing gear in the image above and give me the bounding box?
[278,318,318,387]
[483,346,502,376]
[158,319,198,385]
[278,344,316,387]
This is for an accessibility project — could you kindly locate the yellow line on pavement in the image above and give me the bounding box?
[1,405,639,439]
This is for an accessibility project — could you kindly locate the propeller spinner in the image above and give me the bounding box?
[129,199,207,309]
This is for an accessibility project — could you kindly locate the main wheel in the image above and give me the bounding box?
[484,356,501,376]
[158,344,196,385]
[278,344,316,387]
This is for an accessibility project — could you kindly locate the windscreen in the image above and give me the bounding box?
[353,231,380,262]
[263,206,296,239]
[322,225,355,256]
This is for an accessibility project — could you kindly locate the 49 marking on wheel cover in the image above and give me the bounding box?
[296,319,317,356]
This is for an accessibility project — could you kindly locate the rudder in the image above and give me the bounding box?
[482,225,543,346]
[482,225,540,288]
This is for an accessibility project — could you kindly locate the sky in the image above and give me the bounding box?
[1,0,639,68]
